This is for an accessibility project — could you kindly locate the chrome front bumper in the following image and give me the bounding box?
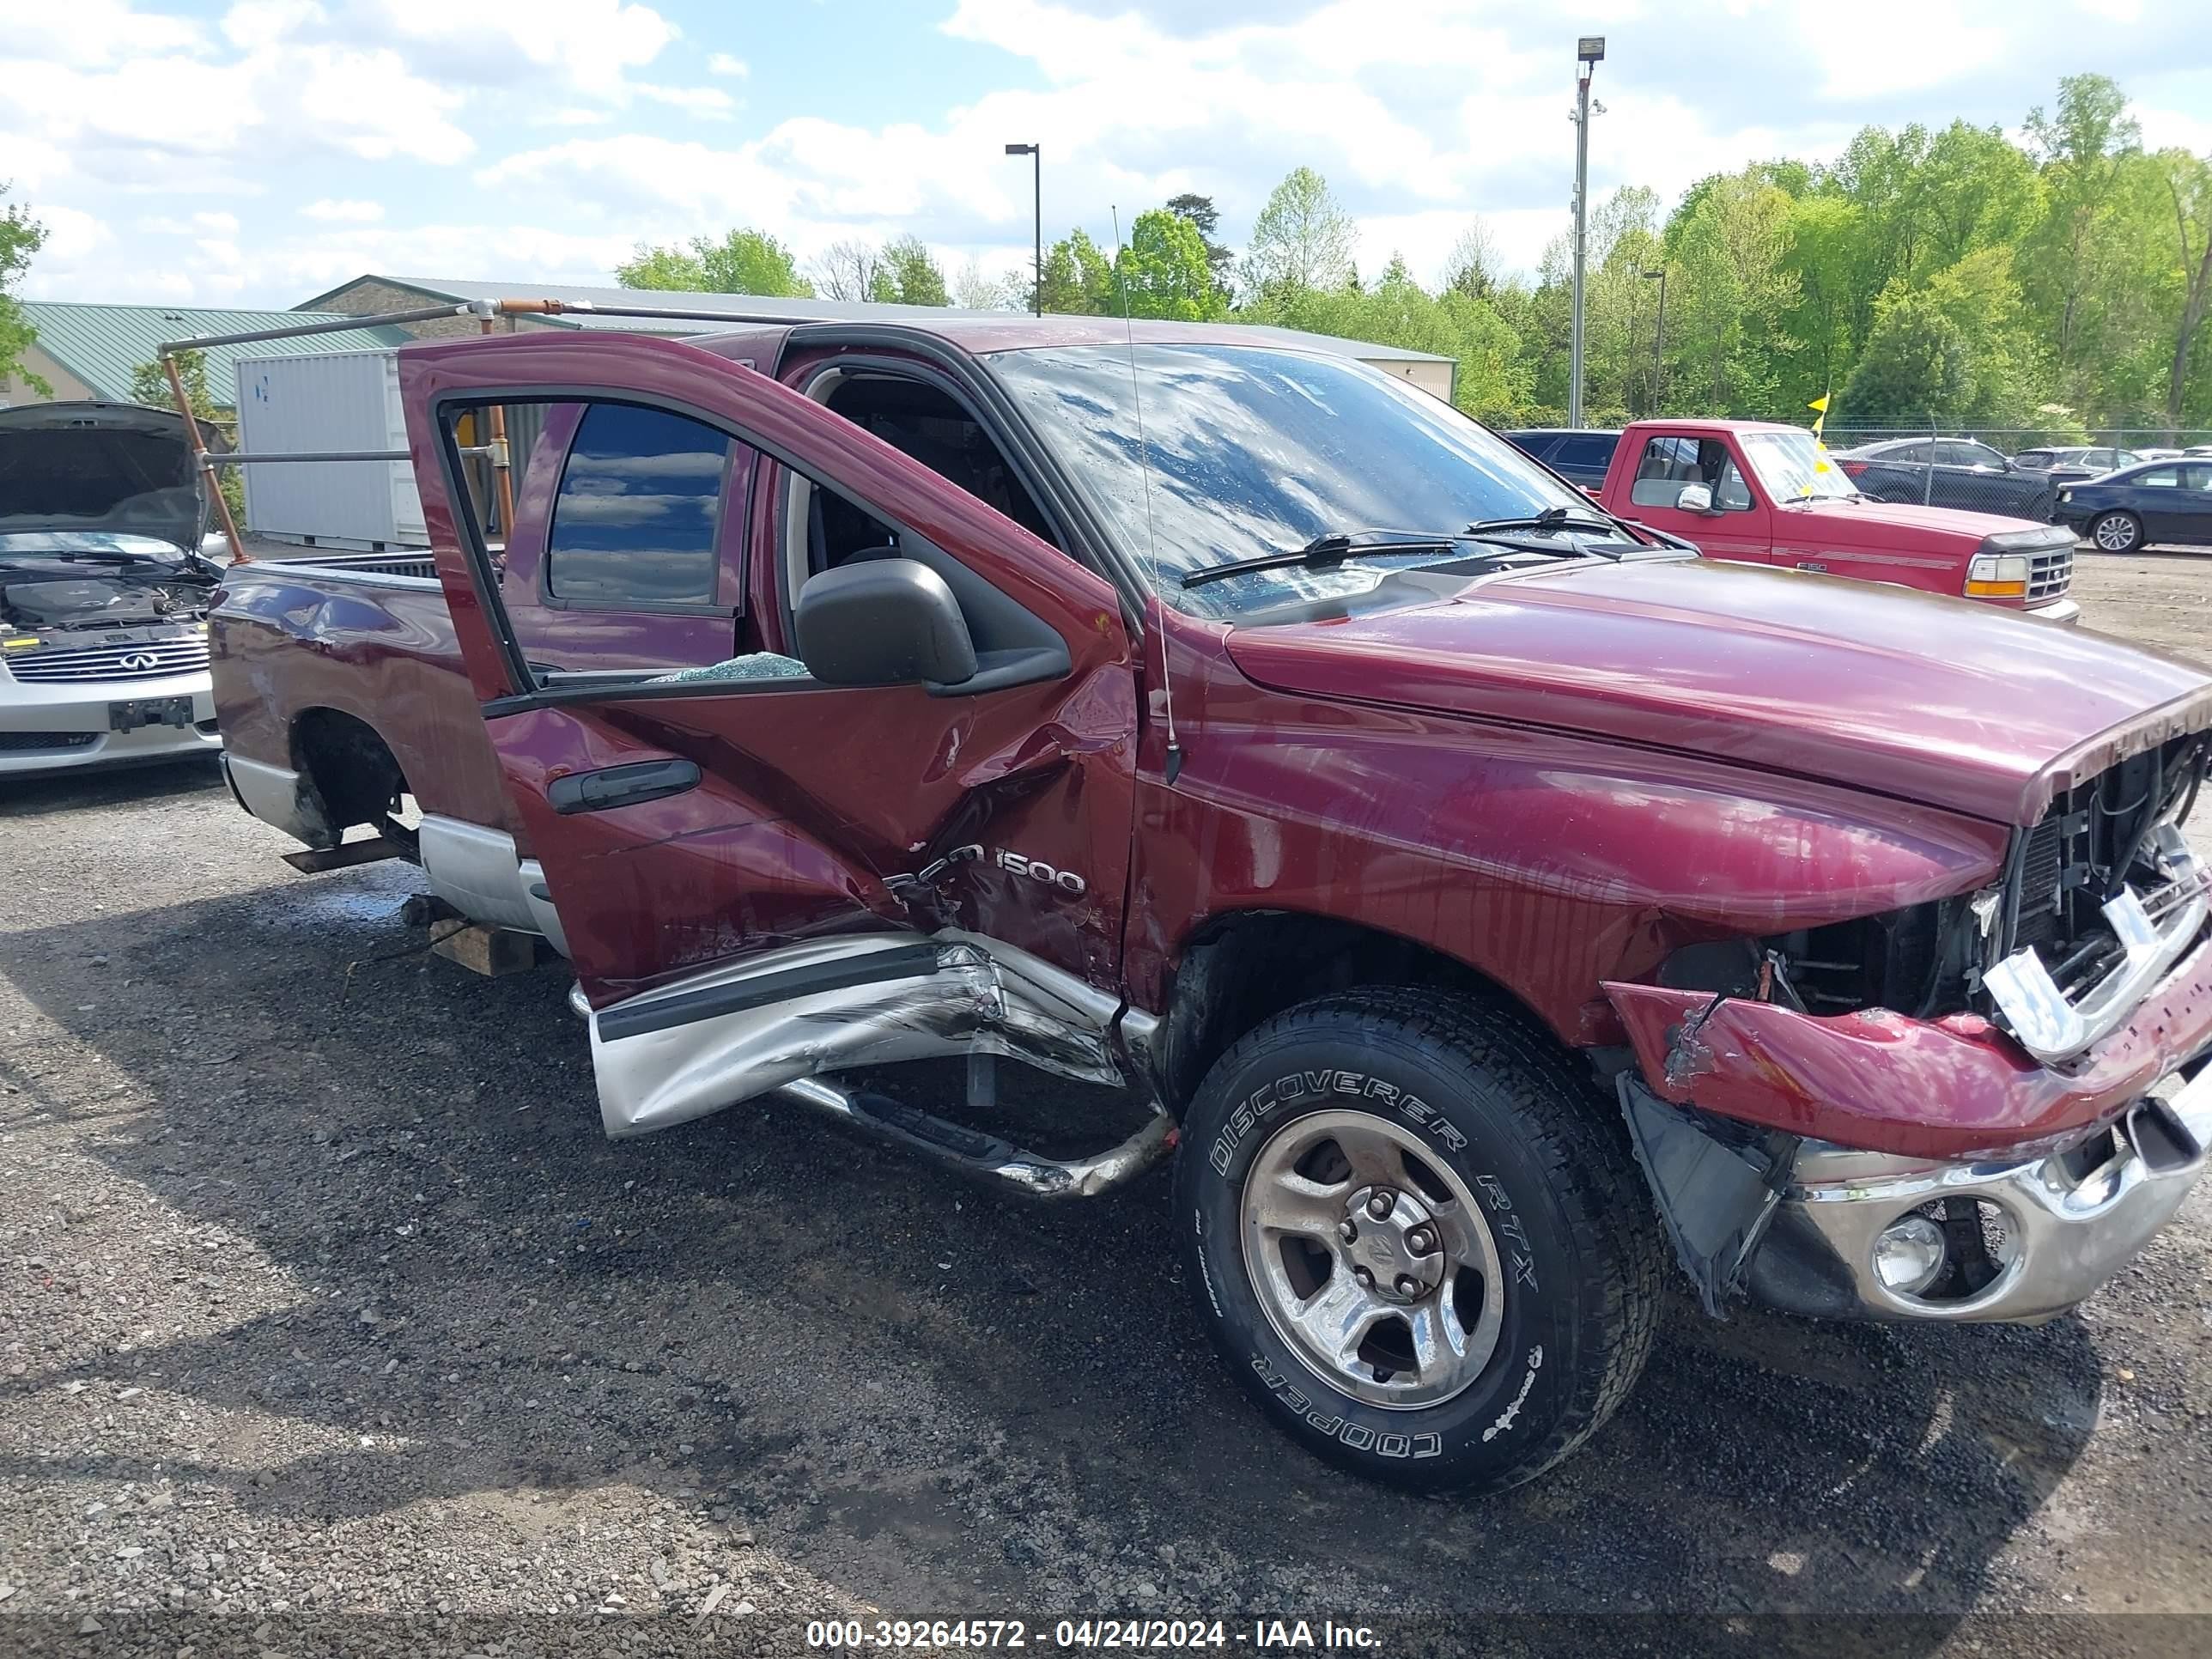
[1748,1059,2212,1322]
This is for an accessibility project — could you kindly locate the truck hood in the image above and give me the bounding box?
[0,402,204,553]
[1773,495,2059,552]
[1222,558,2212,824]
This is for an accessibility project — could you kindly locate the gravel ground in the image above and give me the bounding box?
[3,552,2211,1657]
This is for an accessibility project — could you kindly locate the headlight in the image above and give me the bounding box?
[2057,489,2072,503]
[1966,551,2030,598]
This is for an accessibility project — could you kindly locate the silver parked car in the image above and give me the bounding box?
[0,402,223,777]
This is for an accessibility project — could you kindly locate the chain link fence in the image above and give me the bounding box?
[1806,427,2212,520]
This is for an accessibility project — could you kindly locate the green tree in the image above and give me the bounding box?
[878,234,950,306]
[1244,166,1357,302]
[1115,210,1225,320]
[128,349,240,524]
[2021,74,2144,405]
[2160,150,2212,436]
[1662,170,1800,415]
[1036,228,1115,314]
[616,228,813,296]
[1165,192,1235,298]
[1,184,46,395]
[1837,247,2048,429]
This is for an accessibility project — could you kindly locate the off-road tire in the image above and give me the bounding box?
[1174,987,1661,1494]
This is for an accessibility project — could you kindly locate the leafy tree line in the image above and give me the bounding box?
[604,72,2212,440]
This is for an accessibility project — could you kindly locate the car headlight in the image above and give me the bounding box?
[1965,551,2030,598]
[2057,488,2073,503]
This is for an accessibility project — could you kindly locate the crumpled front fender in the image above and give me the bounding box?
[1602,932,2212,1159]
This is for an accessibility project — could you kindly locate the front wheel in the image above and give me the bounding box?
[1174,988,1661,1493]
[2090,510,2142,553]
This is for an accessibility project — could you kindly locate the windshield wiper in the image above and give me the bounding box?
[1181,528,1464,590]
[1465,506,1623,537]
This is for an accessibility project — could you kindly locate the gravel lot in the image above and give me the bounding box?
[4,552,2212,1657]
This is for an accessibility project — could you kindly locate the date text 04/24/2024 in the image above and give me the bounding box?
[804,1619,1383,1650]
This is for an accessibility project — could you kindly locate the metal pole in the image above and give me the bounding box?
[1650,269,1667,414]
[1569,64,1592,428]
[1926,416,1936,504]
[1033,146,1043,319]
[161,353,246,565]
[480,316,516,541]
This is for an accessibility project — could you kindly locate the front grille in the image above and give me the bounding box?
[0,730,99,752]
[2013,811,2068,951]
[4,635,210,684]
[2028,545,2073,602]
[1996,736,2208,1003]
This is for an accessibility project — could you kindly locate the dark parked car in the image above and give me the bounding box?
[2014,445,2148,487]
[2058,459,2212,552]
[1499,428,1620,490]
[1830,436,2058,519]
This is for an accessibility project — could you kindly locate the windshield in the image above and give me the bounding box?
[987,343,1596,615]
[1740,428,1859,502]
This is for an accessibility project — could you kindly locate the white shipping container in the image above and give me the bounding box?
[234,349,427,549]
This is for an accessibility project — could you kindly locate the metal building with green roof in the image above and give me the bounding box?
[0,300,412,417]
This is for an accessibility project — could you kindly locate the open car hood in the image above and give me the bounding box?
[0,402,204,553]
[1222,558,2212,825]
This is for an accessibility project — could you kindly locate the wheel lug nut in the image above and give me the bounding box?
[1395,1274,1420,1297]
[1366,1192,1393,1220]
[1337,1220,1358,1243]
[1353,1267,1375,1288]
[1406,1228,1433,1255]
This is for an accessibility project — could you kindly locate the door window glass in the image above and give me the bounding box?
[546,404,739,606]
[1887,441,1934,463]
[1556,434,1616,468]
[2137,467,2181,489]
[1630,435,1752,510]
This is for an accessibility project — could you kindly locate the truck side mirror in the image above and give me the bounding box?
[1675,482,1714,514]
[795,558,980,689]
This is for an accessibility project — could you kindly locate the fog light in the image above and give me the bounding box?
[1872,1215,1948,1295]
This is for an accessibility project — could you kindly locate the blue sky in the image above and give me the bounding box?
[7,0,2211,310]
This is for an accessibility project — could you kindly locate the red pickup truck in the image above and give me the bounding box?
[210,314,2212,1497]
[1578,418,2080,622]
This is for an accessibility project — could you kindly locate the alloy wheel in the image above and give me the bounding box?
[1239,1109,1505,1409]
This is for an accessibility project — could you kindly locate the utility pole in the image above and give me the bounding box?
[1005,143,1042,316]
[1643,265,1666,415]
[1568,37,1605,428]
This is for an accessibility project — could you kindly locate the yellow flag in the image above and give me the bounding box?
[1808,394,1830,413]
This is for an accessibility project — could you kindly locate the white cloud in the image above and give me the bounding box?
[634,84,738,118]
[302,198,385,222]
[708,52,747,77]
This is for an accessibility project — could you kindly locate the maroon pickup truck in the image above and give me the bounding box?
[211,314,2212,1496]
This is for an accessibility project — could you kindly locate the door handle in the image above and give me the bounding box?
[547,757,702,815]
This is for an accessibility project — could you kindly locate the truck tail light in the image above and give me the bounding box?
[1835,459,1869,478]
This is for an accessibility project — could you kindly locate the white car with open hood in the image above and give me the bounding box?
[0,401,225,776]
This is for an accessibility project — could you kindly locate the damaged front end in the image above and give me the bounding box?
[1607,734,2212,1322]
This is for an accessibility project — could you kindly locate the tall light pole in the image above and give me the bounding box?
[1005,142,1041,316]
[1642,265,1666,415]
[1568,36,1604,428]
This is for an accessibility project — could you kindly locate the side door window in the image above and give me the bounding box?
[2136,467,2181,489]
[1630,435,1703,507]
[545,404,734,608]
[495,401,758,676]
